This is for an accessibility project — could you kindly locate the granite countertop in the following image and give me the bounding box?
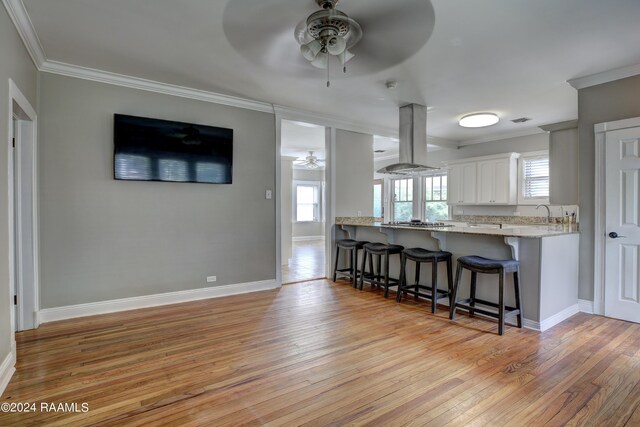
[335,220,579,238]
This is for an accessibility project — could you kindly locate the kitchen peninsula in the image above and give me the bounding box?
[335,217,580,332]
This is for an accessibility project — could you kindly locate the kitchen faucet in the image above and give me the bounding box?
[536,204,552,224]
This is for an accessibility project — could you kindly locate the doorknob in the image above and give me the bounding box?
[609,232,626,239]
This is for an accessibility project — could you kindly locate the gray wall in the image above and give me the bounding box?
[292,168,325,238]
[335,130,374,217]
[577,75,640,301]
[38,73,276,308]
[0,3,38,366]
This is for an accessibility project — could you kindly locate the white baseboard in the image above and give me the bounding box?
[292,236,325,242]
[538,304,580,332]
[578,299,594,314]
[0,351,16,398]
[38,279,279,324]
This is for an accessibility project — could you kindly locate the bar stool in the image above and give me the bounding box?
[359,243,404,298]
[449,256,523,335]
[397,248,453,313]
[333,239,369,287]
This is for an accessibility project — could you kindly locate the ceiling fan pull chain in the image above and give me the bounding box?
[327,56,331,87]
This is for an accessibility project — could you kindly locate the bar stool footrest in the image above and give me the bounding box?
[454,301,521,320]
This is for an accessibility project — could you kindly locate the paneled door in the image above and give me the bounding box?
[605,126,640,323]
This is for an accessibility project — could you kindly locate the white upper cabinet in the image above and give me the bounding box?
[444,153,519,206]
[448,162,477,204]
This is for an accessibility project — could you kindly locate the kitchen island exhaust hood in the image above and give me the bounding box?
[376,103,438,175]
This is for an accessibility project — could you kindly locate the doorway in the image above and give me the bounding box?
[8,79,39,334]
[280,120,327,284]
[595,117,640,323]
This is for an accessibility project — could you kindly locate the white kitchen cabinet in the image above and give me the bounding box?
[444,153,518,205]
[477,156,517,204]
[447,162,477,204]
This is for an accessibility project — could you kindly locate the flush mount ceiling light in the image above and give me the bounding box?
[459,113,500,128]
[295,0,363,87]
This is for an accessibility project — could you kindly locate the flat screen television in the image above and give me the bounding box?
[114,114,233,184]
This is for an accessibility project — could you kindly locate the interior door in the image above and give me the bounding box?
[605,126,640,323]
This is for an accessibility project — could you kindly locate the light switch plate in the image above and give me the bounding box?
[266,189,272,200]
[207,276,217,283]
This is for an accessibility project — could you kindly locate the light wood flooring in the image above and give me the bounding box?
[281,239,326,284]
[2,279,640,426]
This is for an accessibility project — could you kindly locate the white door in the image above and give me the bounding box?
[605,126,640,323]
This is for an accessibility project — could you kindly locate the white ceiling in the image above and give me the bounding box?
[21,0,640,143]
[281,120,325,161]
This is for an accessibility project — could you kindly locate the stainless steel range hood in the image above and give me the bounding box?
[376,103,439,175]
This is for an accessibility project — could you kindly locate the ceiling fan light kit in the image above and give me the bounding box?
[296,0,363,87]
[295,151,325,169]
[459,112,500,128]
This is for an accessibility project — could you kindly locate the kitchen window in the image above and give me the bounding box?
[373,179,384,220]
[392,178,413,222]
[424,173,448,222]
[519,151,550,204]
[295,182,321,222]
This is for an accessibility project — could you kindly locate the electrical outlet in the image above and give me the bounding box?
[265,189,272,200]
[206,276,217,283]
[357,211,362,217]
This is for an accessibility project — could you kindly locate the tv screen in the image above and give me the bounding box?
[114,114,233,184]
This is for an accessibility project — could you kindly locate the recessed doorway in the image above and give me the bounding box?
[280,120,327,284]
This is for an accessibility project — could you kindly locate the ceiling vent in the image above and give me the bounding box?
[511,117,532,123]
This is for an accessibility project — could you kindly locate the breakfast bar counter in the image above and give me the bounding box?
[334,218,580,332]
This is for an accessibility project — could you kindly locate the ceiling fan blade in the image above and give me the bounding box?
[342,0,435,74]
[223,0,318,74]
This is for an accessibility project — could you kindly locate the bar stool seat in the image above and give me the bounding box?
[363,243,404,255]
[359,243,404,298]
[333,239,369,287]
[458,256,519,272]
[449,255,523,335]
[397,248,453,313]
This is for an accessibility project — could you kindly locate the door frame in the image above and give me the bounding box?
[7,79,39,342]
[593,116,640,316]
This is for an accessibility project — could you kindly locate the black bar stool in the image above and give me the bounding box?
[449,256,523,335]
[359,243,404,298]
[333,239,369,287]
[397,248,453,313]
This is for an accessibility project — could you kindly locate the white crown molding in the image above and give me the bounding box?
[458,128,545,147]
[40,60,276,114]
[274,105,398,139]
[2,0,46,67]
[0,351,16,397]
[568,62,640,90]
[38,279,279,323]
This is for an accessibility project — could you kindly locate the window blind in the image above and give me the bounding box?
[523,157,549,199]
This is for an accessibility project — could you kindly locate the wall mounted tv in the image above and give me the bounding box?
[114,114,233,184]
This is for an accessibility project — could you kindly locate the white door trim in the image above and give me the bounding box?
[275,115,334,283]
[7,79,39,341]
[594,116,640,316]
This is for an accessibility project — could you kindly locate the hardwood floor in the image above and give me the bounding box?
[281,239,326,284]
[2,279,640,426]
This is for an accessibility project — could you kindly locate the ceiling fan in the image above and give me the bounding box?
[294,151,324,169]
[223,0,435,81]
